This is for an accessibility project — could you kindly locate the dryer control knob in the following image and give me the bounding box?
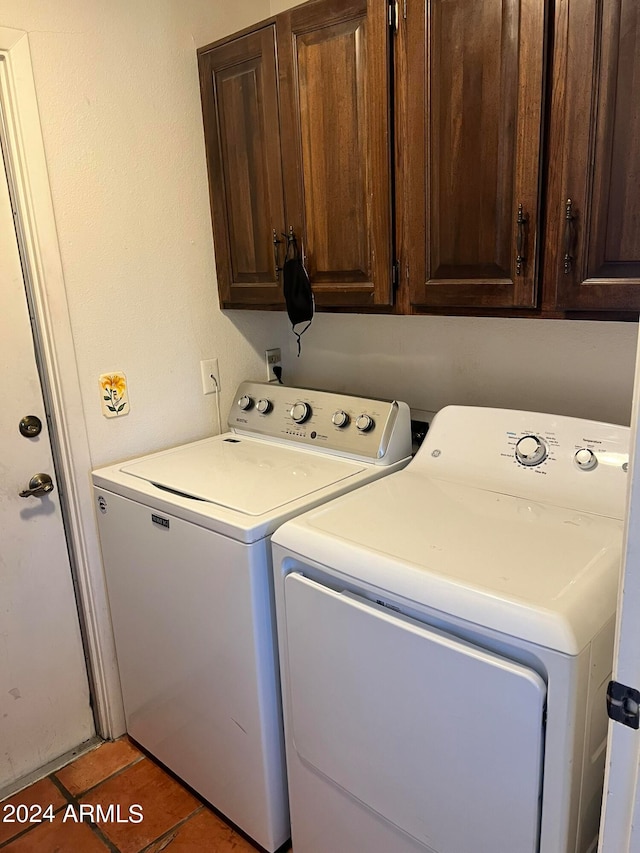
[575,448,597,470]
[238,395,254,411]
[290,401,311,424]
[257,398,272,414]
[356,414,375,433]
[332,410,350,428]
[515,435,547,466]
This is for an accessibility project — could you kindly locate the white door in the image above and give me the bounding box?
[0,140,94,793]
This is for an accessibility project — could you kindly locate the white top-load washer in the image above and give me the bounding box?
[92,381,411,852]
[272,405,630,853]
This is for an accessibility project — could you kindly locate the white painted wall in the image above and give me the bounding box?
[271,0,297,11]
[0,0,288,469]
[282,315,638,426]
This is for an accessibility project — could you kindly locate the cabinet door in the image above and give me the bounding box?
[277,0,393,307]
[405,0,546,309]
[546,0,640,311]
[199,26,286,308]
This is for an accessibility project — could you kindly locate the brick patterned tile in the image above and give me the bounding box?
[0,817,109,852]
[55,737,142,796]
[145,808,259,852]
[0,778,67,845]
[80,756,200,853]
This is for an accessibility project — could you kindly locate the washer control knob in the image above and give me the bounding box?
[256,398,272,414]
[238,395,254,411]
[356,414,375,433]
[290,401,311,424]
[332,410,350,428]
[515,435,547,466]
[575,448,597,470]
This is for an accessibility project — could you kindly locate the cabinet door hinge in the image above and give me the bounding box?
[392,260,400,290]
[607,680,640,729]
[388,0,399,32]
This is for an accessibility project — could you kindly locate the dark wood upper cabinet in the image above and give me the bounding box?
[199,0,640,317]
[545,0,640,311]
[404,0,546,310]
[199,26,286,308]
[198,0,392,310]
[277,0,393,307]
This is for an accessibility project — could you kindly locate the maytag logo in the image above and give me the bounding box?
[151,514,170,529]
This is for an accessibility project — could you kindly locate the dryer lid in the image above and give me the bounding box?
[120,436,365,516]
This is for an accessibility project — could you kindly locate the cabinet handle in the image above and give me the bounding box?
[274,226,297,278]
[515,204,528,276]
[563,199,576,275]
[273,229,284,279]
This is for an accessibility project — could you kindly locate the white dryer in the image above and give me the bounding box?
[272,405,630,853]
[92,381,411,852]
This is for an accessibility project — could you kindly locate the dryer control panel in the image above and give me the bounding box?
[414,405,630,520]
[228,382,412,465]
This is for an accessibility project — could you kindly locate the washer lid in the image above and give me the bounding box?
[274,471,623,654]
[120,436,365,516]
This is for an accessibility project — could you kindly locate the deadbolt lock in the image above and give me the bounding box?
[19,415,43,438]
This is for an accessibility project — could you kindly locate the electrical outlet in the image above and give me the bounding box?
[200,358,220,395]
[265,348,282,381]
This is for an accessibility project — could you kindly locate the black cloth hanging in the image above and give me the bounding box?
[282,234,314,356]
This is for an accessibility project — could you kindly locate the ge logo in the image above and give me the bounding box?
[431,449,441,458]
[98,496,108,514]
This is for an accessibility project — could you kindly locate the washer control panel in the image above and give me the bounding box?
[290,401,312,424]
[228,381,412,463]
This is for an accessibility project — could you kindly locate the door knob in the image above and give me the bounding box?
[19,473,54,498]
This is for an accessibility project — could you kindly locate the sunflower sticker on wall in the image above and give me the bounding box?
[99,372,130,418]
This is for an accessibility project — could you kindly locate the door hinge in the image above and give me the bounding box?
[607,680,640,729]
[388,0,399,32]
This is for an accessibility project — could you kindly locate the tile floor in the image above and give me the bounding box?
[0,737,289,852]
